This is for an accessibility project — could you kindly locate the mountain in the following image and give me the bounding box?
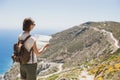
[4,21,120,80]
[41,21,120,67]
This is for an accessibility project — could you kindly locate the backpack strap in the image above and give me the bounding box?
[24,35,34,63]
[30,47,34,63]
[22,35,31,44]
[19,35,34,63]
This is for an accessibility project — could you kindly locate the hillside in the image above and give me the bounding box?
[4,21,120,80]
[41,21,120,68]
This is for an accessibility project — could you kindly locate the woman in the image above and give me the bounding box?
[18,18,49,80]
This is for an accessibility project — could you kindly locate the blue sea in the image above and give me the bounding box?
[0,29,55,75]
[0,29,19,75]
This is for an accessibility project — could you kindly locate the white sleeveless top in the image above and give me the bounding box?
[18,32,37,64]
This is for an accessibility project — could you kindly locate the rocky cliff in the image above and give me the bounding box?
[4,21,120,80]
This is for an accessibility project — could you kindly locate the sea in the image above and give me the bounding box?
[0,29,55,75]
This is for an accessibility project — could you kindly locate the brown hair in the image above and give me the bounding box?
[23,18,35,32]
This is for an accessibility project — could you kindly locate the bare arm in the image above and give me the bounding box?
[33,42,49,56]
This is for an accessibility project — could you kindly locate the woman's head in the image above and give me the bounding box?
[23,18,35,32]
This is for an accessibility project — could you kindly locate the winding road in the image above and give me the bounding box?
[37,63,63,79]
[92,27,120,52]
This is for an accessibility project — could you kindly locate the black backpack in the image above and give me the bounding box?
[12,35,34,64]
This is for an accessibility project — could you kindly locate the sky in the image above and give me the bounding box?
[0,0,120,33]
